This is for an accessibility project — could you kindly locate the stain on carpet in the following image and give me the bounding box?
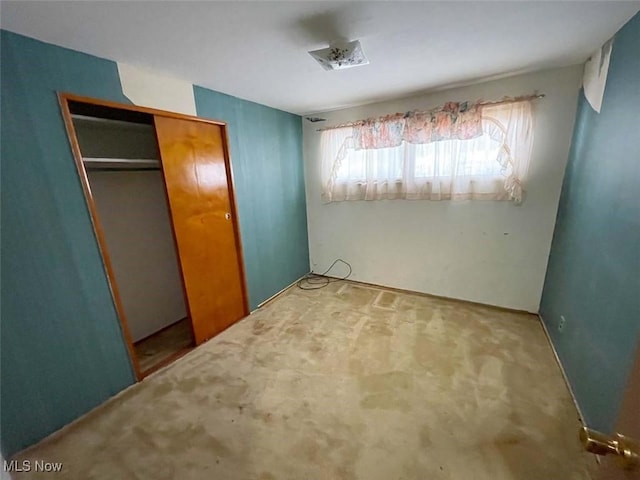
[11,281,597,480]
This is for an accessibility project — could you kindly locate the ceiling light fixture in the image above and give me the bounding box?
[309,40,369,71]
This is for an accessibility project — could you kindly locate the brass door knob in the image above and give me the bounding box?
[580,426,640,470]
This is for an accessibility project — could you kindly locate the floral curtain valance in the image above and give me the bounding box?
[352,101,484,150]
[353,114,405,149]
[320,98,535,204]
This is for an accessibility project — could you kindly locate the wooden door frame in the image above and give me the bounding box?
[597,341,640,479]
[58,92,251,380]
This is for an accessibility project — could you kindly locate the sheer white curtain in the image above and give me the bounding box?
[321,101,533,203]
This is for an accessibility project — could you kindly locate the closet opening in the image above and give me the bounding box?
[62,98,195,378]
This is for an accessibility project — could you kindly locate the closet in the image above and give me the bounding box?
[60,95,249,379]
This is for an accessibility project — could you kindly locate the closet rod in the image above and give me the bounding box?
[85,167,162,172]
[72,114,153,129]
[83,157,161,171]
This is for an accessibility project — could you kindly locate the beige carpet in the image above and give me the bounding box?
[13,281,597,479]
[134,318,194,373]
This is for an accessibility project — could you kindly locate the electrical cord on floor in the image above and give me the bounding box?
[297,259,352,290]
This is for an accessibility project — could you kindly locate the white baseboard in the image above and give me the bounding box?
[538,313,586,425]
[254,272,311,311]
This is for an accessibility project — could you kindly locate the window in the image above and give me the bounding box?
[321,101,533,203]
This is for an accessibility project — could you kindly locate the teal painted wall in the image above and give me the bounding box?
[1,30,136,458]
[1,31,308,457]
[540,13,640,432]
[193,88,309,308]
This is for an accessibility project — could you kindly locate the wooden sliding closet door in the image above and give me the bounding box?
[154,116,247,345]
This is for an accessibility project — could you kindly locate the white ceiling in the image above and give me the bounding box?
[2,1,638,115]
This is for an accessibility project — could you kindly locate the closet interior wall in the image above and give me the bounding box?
[73,116,188,342]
